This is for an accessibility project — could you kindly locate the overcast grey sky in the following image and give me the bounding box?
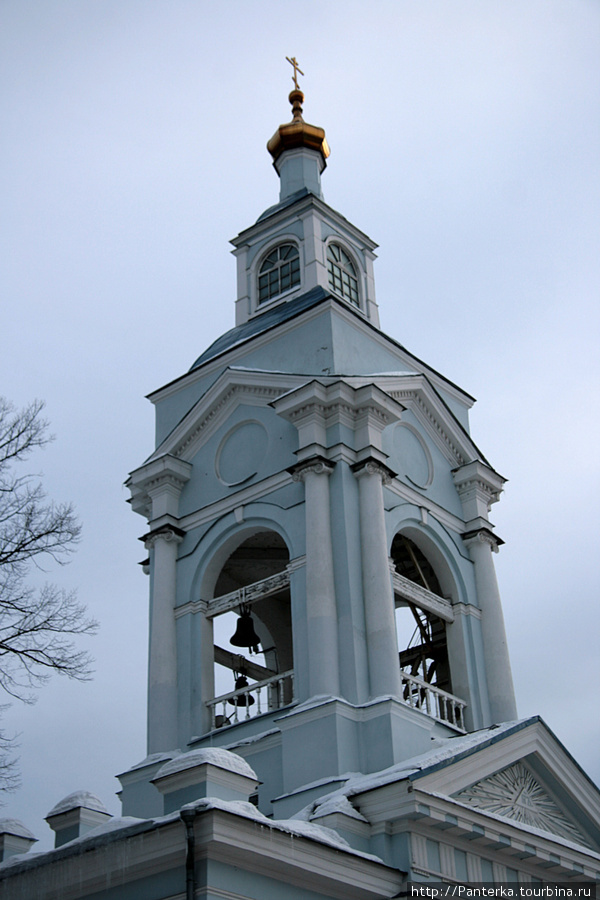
[1,1,598,849]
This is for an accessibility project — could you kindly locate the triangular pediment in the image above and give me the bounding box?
[149,368,485,475]
[148,367,307,464]
[406,719,600,852]
[454,761,593,849]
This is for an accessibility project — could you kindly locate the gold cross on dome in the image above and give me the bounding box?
[286,56,304,90]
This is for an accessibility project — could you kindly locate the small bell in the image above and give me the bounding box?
[228,675,255,707]
[230,607,261,654]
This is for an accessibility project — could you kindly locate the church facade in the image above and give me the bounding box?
[1,75,598,900]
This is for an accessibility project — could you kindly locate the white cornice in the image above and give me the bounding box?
[392,570,455,622]
[127,455,193,519]
[452,458,506,518]
[231,192,379,252]
[272,378,404,455]
[399,790,599,874]
[5,805,402,899]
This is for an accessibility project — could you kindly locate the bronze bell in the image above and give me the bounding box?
[228,675,255,707]
[230,608,261,654]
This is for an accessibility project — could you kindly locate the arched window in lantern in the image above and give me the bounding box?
[327,243,359,306]
[257,243,300,304]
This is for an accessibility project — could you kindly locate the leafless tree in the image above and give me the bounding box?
[0,398,97,790]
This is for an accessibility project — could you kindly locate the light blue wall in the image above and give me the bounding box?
[382,408,466,519]
[177,403,298,518]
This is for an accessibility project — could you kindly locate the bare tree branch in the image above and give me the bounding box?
[0,398,96,793]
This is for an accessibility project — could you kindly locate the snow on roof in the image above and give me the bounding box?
[74,816,147,841]
[155,748,257,781]
[284,720,535,824]
[223,728,280,749]
[181,797,383,861]
[0,818,35,840]
[342,720,529,796]
[46,791,109,818]
[310,794,369,823]
[118,751,181,776]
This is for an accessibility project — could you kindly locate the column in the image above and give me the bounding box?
[292,459,340,698]
[145,525,184,753]
[353,460,402,699]
[464,530,517,723]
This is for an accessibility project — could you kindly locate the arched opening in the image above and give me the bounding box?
[208,531,294,728]
[391,533,452,693]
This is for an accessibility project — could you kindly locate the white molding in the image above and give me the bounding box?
[452,602,482,619]
[286,554,306,574]
[5,806,402,899]
[197,808,403,898]
[174,599,207,619]
[385,477,467,535]
[178,470,293,533]
[453,459,506,518]
[272,378,404,455]
[205,571,290,619]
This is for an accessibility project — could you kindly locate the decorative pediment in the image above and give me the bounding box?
[148,367,306,463]
[454,762,593,848]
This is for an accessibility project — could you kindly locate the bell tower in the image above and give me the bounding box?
[124,67,517,819]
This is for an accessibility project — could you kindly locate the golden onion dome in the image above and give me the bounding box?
[267,89,330,165]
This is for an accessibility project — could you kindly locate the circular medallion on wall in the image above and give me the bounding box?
[392,423,433,489]
[216,421,269,487]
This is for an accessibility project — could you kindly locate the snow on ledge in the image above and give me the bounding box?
[46,792,109,818]
[0,818,35,839]
[155,748,257,781]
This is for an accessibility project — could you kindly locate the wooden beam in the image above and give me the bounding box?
[214,645,276,681]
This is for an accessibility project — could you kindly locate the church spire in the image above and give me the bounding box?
[267,58,330,201]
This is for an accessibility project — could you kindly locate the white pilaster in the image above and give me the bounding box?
[145,526,185,753]
[463,529,517,723]
[452,460,516,723]
[127,455,192,753]
[352,459,402,699]
[292,458,340,698]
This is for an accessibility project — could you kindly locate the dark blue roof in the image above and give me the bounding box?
[190,286,330,370]
[255,187,315,224]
